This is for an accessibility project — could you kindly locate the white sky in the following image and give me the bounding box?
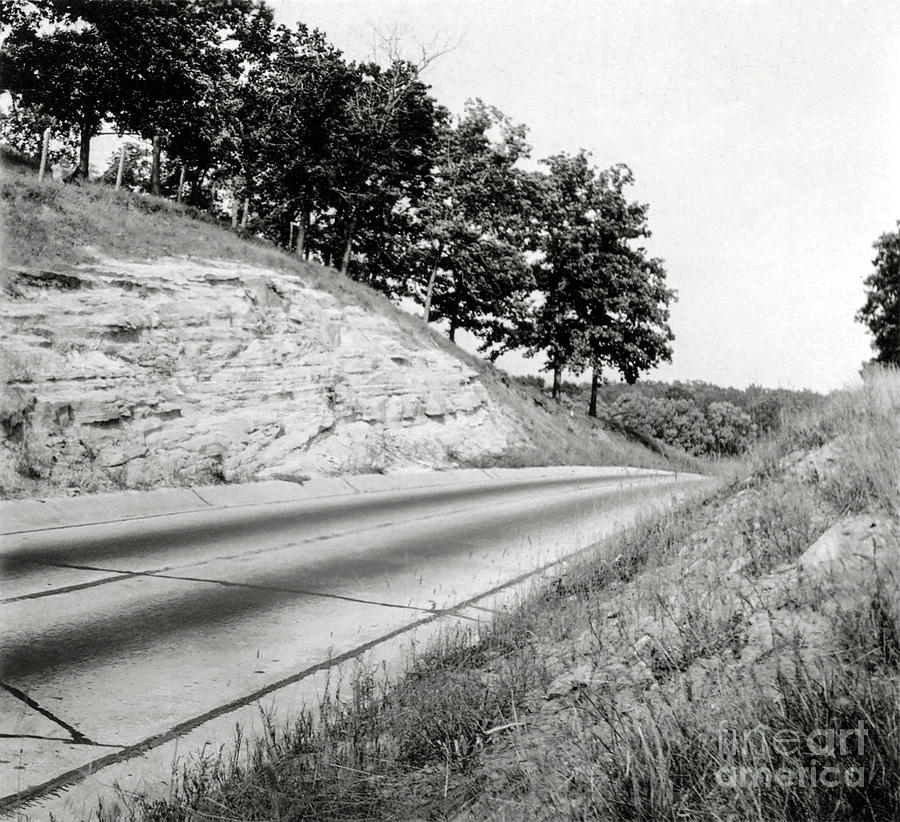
[270,0,900,392]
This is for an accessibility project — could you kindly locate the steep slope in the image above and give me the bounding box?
[0,164,683,497]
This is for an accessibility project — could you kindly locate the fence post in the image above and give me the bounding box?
[241,196,249,228]
[177,165,186,203]
[115,143,126,190]
[150,135,161,195]
[38,127,51,182]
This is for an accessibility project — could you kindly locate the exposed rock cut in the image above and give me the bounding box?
[1,257,521,495]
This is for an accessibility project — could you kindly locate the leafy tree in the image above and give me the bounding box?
[99,140,151,191]
[611,394,753,456]
[572,164,674,413]
[88,0,265,195]
[857,223,900,366]
[326,57,441,285]
[234,21,355,247]
[0,1,119,175]
[706,401,755,455]
[1,0,266,186]
[512,152,674,403]
[405,100,535,344]
[0,99,77,165]
[606,255,674,385]
[514,152,600,398]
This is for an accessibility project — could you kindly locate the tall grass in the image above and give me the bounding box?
[90,367,900,822]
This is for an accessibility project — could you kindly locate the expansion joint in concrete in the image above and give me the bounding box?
[0,682,95,746]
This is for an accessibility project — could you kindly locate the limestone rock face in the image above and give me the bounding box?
[0,258,519,495]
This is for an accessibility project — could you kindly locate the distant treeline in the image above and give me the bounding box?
[515,375,823,456]
[0,0,674,408]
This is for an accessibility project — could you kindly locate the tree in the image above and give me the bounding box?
[706,401,755,456]
[1,1,119,176]
[0,99,77,164]
[99,141,151,191]
[85,0,265,195]
[857,223,900,366]
[571,164,674,414]
[606,255,674,385]
[324,56,441,285]
[405,100,535,345]
[515,152,600,398]
[512,152,674,403]
[0,0,264,183]
[234,21,356,248]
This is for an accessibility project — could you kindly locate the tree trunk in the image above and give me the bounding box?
[448,317,457,343]
[150,135,161,196]
[423,262,440,323]
[552,363,562,400]
[340,212,357,276]
[78,121,92,178]
[241,197,250,228]
[231,197,239,228]
[589,364,600,417]
[422,242,444,323]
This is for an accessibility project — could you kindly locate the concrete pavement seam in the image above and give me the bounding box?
[4,477,648,602]
[12,559,482,620]
[1,573,141,604]
[0,682,94,746]
[0,735,123,749]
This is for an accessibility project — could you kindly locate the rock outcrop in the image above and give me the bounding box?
[1,257,521,495]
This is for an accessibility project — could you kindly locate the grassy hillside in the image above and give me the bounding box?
[0,160,702,489]
[103,367,899,821]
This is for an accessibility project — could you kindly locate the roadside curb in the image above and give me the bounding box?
[0,466,672,536]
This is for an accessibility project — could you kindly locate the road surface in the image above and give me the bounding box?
[0,467,706,817]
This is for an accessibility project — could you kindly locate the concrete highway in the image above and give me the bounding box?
[0,467,707,817]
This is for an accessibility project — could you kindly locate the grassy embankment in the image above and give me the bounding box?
[0,159,703,482]
[100,367,899,821]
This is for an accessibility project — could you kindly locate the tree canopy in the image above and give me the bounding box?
[857,224,900,366]
[1,0,681,413]
[506,152,674,401]
[404,100,535,344]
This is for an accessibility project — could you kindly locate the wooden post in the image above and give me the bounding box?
[588,364,600,417]
[231,197,239,228]
[241,196,249,228]
[115,143,126,190]
[150,135,161,195]
[38,127,51,182]
[176,165,186,203]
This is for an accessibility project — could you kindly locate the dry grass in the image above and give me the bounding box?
[90,367,900,822]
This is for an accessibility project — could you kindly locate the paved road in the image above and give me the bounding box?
[0,468,705,815]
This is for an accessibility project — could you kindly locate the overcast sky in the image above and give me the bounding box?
[269,0,900,392]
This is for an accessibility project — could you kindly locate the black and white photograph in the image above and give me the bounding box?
[0,0,898,819]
